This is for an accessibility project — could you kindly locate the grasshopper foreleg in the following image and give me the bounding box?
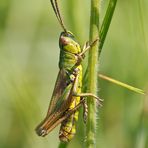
[79,38,99,57]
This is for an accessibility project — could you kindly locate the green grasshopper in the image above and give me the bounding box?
[35,0,102,142]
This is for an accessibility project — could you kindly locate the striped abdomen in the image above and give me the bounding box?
[59,65,82,142]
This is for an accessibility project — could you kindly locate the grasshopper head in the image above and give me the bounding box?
[59,31,81,54]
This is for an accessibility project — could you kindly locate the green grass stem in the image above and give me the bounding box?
[85,0,100,147]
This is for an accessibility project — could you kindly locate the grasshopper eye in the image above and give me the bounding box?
[66,32,74,38]
[61,31,74,38]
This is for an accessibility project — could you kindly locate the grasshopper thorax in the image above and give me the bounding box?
[59,31,81,54]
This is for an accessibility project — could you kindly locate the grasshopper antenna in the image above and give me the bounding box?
[50,0,67,32]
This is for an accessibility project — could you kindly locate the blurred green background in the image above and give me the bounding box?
[0,0,148,148]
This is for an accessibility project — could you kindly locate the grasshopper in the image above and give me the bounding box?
[35,0,102,142]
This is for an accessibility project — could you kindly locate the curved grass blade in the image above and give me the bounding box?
[99,74,145,95]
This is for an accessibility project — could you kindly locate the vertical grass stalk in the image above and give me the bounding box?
[85,0,100,147]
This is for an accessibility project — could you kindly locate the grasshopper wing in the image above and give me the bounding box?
[46,68,69,116]
[35,81,74,136]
